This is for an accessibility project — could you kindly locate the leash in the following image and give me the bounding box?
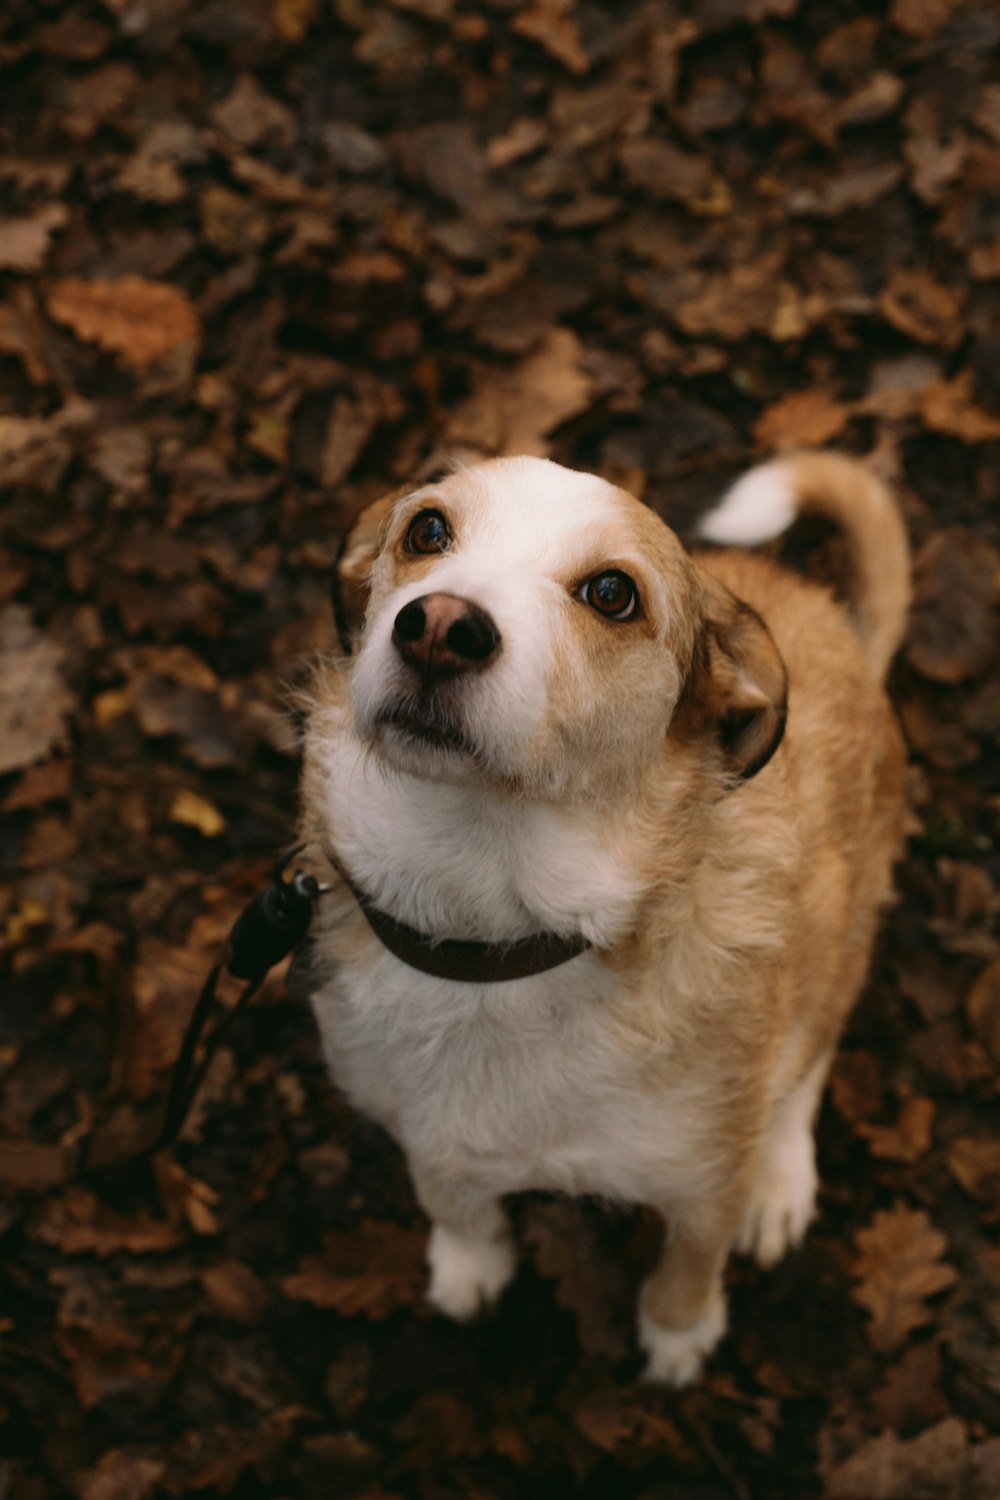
[70,847,327,1179]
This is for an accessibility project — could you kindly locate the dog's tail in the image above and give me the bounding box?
[697,452,910,682]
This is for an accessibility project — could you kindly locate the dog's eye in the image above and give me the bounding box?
[580,571,639,621]
[405,510,452,556]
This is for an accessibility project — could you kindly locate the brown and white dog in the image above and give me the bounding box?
[298,452,909,1385]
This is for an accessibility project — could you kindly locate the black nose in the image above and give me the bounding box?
[393,593,501,678]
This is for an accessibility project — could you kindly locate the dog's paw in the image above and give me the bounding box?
[427,1224,516,1321]
[638,1292,727,1388]
[737,1133,817,1268]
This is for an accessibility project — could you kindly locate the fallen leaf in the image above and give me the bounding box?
[619,137,714,206]
[282,1221,426,1316]
[76,1451,165,1500]
[523,1199,630,1359]
[213,73,294,146]
[966,960,1000,1062]
[46,276,201,371]
[170,792,227,840]
[512,1,589,75]
[446,327,593,456]
[273,0,319,43]
[920,369,1000,443]
[906,531,999,684]
[0,203,69,273]
[0,605,75,775]
[871,1340,949,1430]
[2,758,71,810]
[322,394,380,488]
[852,1203,958,1351]
[859,1096,936,1163]
[889,0,958,39]
[32,1188,182,1255]
[754,389,851,451]
[573,1390,694,1458]
[823,1417,969,1499]
[878,267,964,350]
[947,1136,1000,1205]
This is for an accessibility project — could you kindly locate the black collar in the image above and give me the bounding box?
[329,854,592,983]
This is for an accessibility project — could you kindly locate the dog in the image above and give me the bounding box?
[298,451,909,1385]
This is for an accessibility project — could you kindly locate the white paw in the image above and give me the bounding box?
[639,1291,727,1387]
[427,1224,516,1321]
[738,1134,817,1268]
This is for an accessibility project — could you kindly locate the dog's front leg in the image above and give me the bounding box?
[412,1164,517,1322]
[638,1190,745,1387]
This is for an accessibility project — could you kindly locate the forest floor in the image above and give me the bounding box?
[1,0,1000,1496]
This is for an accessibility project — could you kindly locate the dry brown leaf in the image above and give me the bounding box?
[282,1221,426,1316]
[0,605,75,775]
[31,1188,182,1255]
[0,203,69,273]
[619,137,714,206]
[573,1391,693,1458]
[322,394,381,488]
[947,1136,1000,1205]
[522,1199,630,1359]
[754,389,851,451]
[447,327,593,457]
[512,1,589,75]
[126,919,231,1099]
[213,73,294,147]
[889,0,958,39]
[859,1096,936,1163]
[46,276,201,371]
[969,239,1000,281]
[966,960,1000,1062]
[906,530,999,684]
[273,0,319,43]
[829,1050,883,1124]
[852,1203,958,1351]
[77,1451,166,1500]
[920,370,1000,443]
[823,1417,969,1500]
[878,267,964,350]
[871,1340,949,1431]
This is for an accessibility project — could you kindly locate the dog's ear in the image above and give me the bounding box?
[332,489,406,654]
[675,571,788,782]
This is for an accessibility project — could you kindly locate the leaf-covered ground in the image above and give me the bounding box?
[2,1,1000,1496]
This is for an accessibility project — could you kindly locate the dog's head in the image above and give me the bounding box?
[334,457,786,798]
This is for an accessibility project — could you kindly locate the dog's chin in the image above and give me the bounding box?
[370,706,487,783]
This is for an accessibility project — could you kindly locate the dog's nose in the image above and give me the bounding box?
[393,593,501,677]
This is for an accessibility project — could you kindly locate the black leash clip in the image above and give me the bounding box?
[227,846,327,981]
[158,845,328,1152]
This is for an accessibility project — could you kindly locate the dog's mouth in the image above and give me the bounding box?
[375,704,480,760]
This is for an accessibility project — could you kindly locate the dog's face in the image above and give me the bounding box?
[335,457,786,799]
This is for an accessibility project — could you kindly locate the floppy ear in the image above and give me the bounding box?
[675,571,788,782]
[331,489,406,654]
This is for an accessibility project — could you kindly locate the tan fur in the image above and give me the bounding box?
[299,452,909,1384]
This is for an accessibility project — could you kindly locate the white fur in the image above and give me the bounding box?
[427,1223,516,1319]
[639,1293,728,1387]
[697,461,797,548]
[737,1052,826,1266]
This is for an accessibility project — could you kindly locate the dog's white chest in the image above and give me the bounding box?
[309,946,699,1206]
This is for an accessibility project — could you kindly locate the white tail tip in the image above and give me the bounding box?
[698,462,797,548]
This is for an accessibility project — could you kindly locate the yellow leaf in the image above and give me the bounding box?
[170,789,226,837]
[273,0,318,43]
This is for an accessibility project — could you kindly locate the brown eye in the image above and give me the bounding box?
[405,510,452,555]
[580,570,638,620]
